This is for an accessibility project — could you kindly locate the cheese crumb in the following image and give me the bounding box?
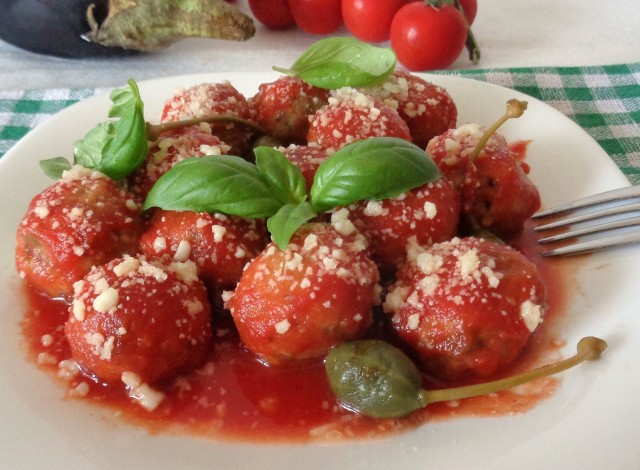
[331,208,356,236]
[57,359,80,380]
[520,300,543,332]
[221,290,234,303]
[174,239,192,262]
[72,299,86,321]
[362,200,387,217]
[68,381,90,398]
[122,371,165,411]
[212,225,227,242]
[407,313,420,330]
[41,334,54,347]
[37,352,57,365]
[184,298,204,316]
[423,201,437,219]
[153,236,167,253]
[113,256,140,277]
[275,319,291,334]
[34,206,50,218]
[302,233,318,253]
[383,286,410,314]
[138,262,168,282]
[93,287,119,313]
[458,249,480,277]
[417,274,439,297]
[416,252,444,275]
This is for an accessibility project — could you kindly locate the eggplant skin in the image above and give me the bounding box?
[0,0,137,57]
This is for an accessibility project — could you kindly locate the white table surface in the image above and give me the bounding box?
[1,0,639,90]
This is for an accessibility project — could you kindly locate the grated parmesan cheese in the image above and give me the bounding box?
[93,287,119,313]
[275,319,291,334]
[520,300,543,332]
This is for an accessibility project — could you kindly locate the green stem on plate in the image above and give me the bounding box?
[418,336,607,407]
[146,114,266,141]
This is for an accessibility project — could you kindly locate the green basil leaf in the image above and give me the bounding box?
[39,157,72,180]
[255,146,307,205]
[73,79,148,180]
[267,202,317,250]
[310,137,441,213]
[73,121,112,169]
[144,155,282,218]
[273,37,396,90]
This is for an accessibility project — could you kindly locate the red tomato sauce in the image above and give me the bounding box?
[19,221,573,443]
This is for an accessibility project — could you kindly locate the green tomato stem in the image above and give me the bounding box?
[418,336,607,408]
[464,25,481,64]
[470,99,528,161]
[451,0,480,64]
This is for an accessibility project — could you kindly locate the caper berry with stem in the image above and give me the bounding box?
[325,336,607,419]
[470,99,528,161]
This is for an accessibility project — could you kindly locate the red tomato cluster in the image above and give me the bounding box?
[248,0,478,71]
[248,0,342,34]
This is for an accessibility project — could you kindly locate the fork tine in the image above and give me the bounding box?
[538,215,640,243]
[533,185,640,218]
[534,201,640,231]
[541,231,640,256]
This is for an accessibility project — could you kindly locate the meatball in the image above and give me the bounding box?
[307,87,412,151]
[160,81,255,157]
[346,178,461,275]
[278,144,329,192]
[128,125,230,201]
[427,123,509,191]
[251,76,330,145]
[15,167,143,299]
[139,209,267,292]
[362,71,457,148]
[225,222,380,365]
[427,123,540,237]
[384,237,547,381]
[463,148,541,236]
[64,255,212,385]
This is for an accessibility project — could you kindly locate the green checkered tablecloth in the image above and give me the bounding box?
[1,64,639,183]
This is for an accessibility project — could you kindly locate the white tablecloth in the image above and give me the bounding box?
[1,0,639,91]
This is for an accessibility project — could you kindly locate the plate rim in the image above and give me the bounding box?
[0,72,637,470]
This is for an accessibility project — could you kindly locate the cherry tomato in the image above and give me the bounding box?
[458,0,477,24]
[389,2,467,71]
[289,0,343,35]
[248,0,296,30]
[341,0,410,43]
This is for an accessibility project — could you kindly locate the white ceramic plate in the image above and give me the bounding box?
[1,73,639,469]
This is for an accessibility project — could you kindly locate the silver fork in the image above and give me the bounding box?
[533,185,640,256]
